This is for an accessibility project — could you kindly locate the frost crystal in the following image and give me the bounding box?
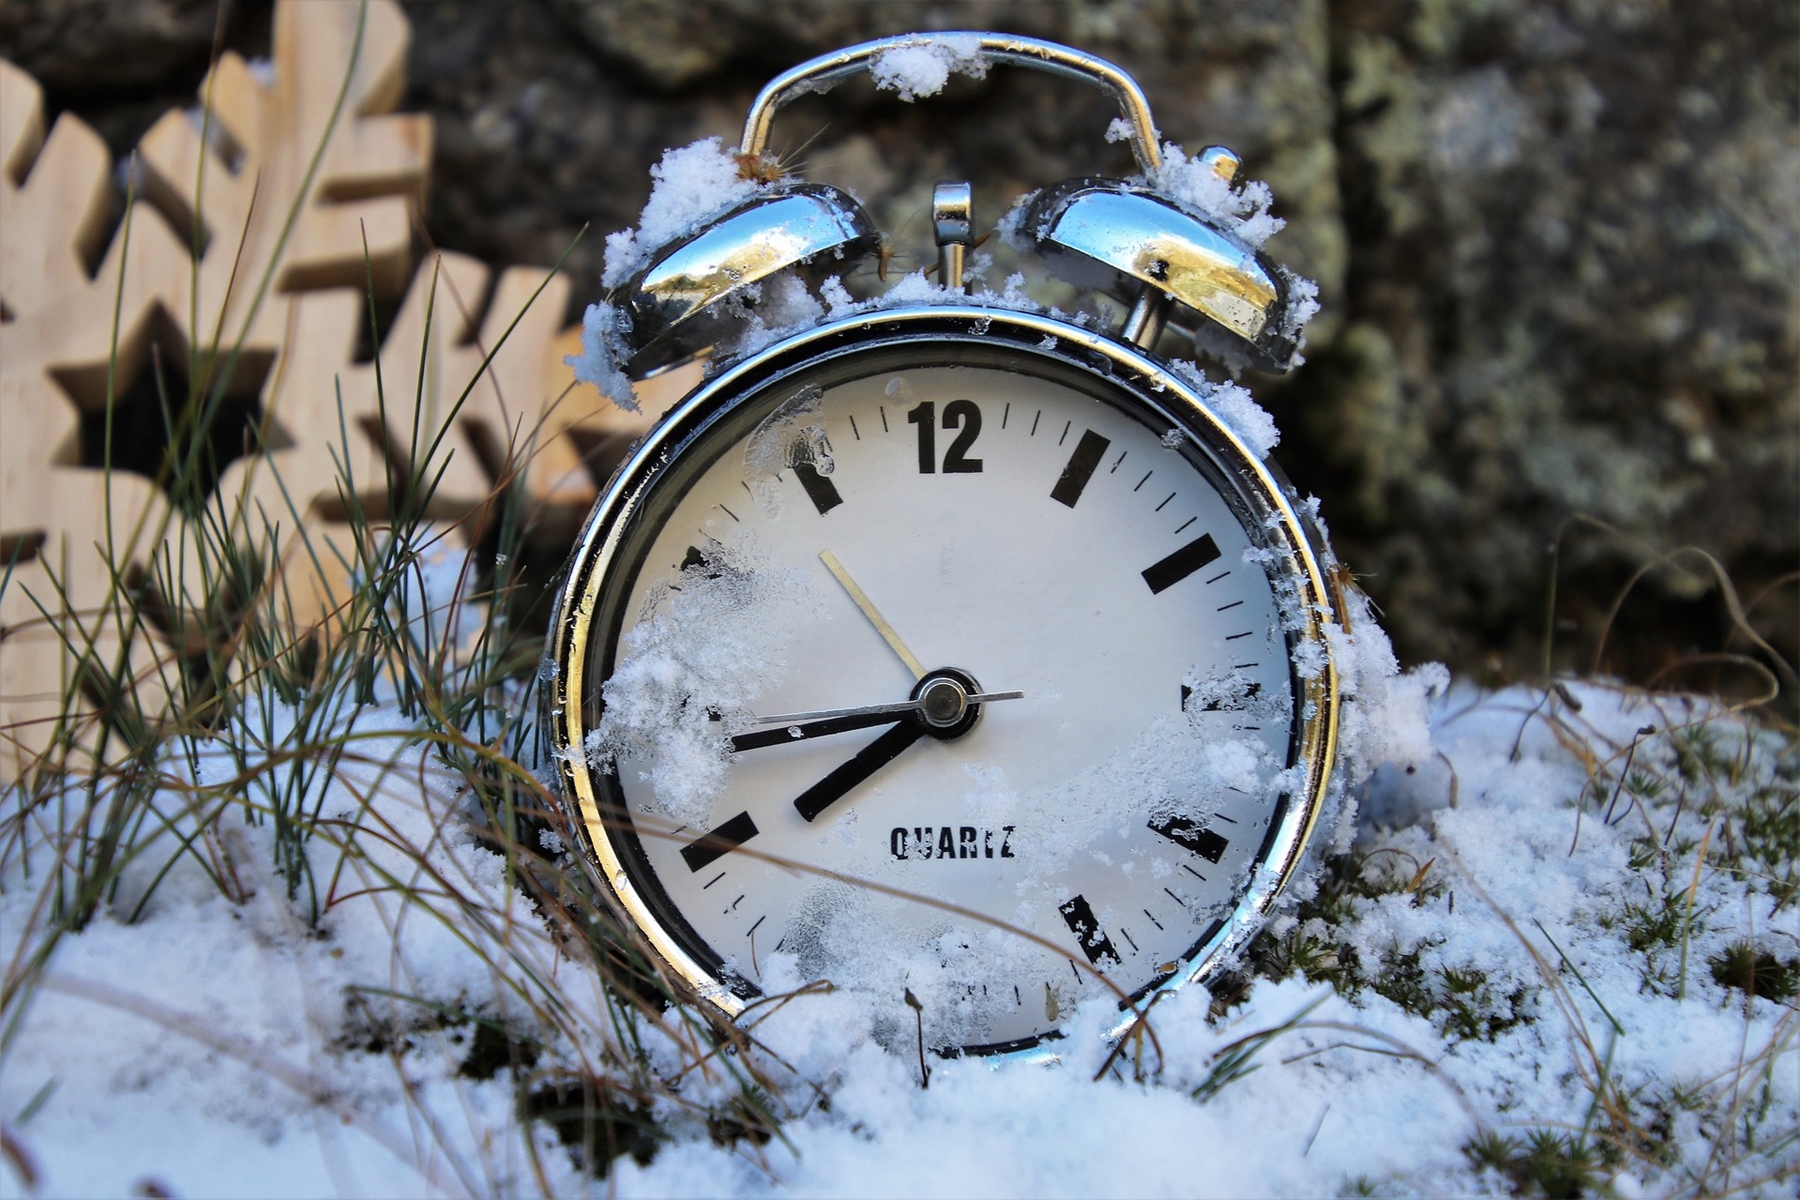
[743,382,833,516]
[602,137,762,287]
[869,35,989,102]
[1168,359,1280,458]
[717,271,827,363]
[1148,141,1284,250]
[586,535,822,825]
[563,300,638,411]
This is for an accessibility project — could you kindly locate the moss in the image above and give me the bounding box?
[1709,941,1800,1003]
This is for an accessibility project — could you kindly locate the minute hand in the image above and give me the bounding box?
[730,691,1024,753]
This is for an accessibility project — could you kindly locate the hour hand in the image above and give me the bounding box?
[791,722,924,822]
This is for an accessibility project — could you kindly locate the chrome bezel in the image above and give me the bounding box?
[545,306,1340,1050]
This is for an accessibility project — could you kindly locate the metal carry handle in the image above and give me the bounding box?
[740,33,1163,174]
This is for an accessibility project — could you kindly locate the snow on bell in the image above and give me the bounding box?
[1020,170,1302,371]
[612,185,879,376]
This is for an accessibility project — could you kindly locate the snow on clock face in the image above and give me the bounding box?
[548,308,1338,1054]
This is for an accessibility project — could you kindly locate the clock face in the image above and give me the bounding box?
[551,310,1335,1053]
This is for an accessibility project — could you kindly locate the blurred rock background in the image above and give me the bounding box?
[6,0,1795,691]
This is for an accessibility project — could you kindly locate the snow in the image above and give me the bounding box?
[1168,361,1283,459]
[584,532,825,825]
[601,137,762,288]
[869,35,989,103]
[567,137,782,408]
[1147,141,1285,251]
[7,649,1794,1197]
[566,297,638,411]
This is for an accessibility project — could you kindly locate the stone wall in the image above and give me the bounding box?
[7,0,1795,687]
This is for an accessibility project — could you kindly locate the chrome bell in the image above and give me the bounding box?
[1020,154,1302,370]
[611,185,878,377]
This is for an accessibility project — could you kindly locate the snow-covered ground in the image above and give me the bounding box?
[3,678,1793,1198]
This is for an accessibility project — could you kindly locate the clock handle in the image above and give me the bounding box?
[740,33,1163,174]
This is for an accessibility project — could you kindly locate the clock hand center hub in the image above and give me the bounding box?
[911,668,986,740]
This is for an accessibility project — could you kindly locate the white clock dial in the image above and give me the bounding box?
[555,313,1334,1053]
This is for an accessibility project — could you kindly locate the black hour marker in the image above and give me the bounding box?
[1142,533,1221,595]
[1181,681,1261,711]
[680,811,760,872]
[1050,430,1111,508]
[1058,894,1121,966]
[793,461,843,514]
[1149,814,1229,863]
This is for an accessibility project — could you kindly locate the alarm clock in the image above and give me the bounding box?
[546,33,1343,1056]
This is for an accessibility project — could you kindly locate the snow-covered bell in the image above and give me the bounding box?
[1018,162,1304,371]
[610,185,879,376]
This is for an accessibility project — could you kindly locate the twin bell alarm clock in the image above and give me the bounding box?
[545,33,1344,1056]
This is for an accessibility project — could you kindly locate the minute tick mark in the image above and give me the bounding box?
[1111,449,1128,473]
[1226,630,1255,641]
[1030,410,1041,436]
[702,872,726,890]
[1058,420,1071,446]
[1174,516,1197,534]
[1205,570,1230,584]
[1217,600,1244,612]
[848,415,860,441]
[1002,402,1010,429]
[879,405,888,432]
[1154,491,1176,512]
[1134,469,1153,492]
[1143,909,1165,931]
